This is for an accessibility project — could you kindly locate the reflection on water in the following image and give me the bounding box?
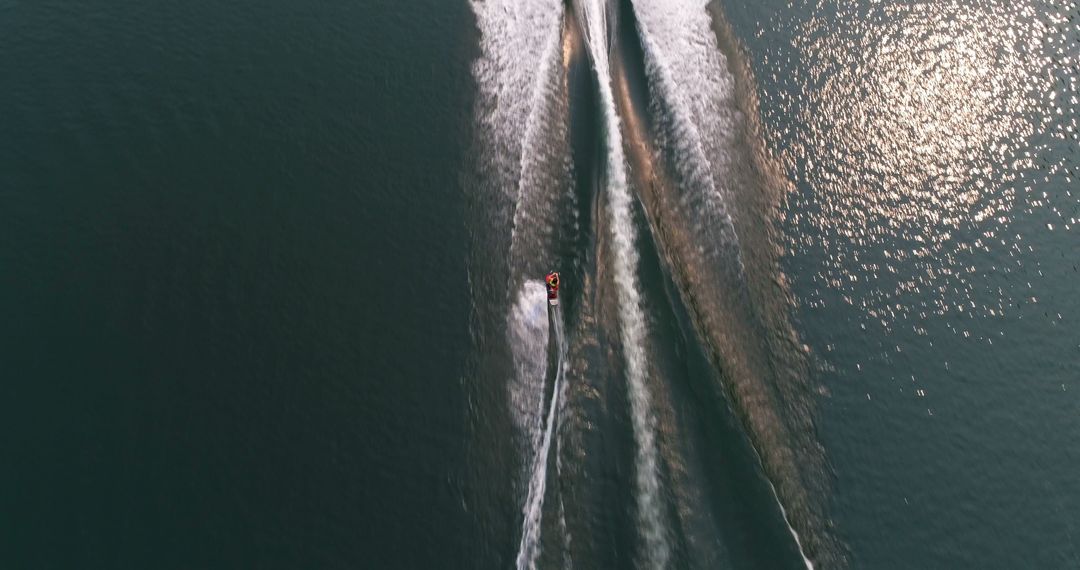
[767,0,1077,327]
[804,3,1037,225]
[733,0,1080,565]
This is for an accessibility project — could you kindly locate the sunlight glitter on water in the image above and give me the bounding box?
[768,0,1078,328]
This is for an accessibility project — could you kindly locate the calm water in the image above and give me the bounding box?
[3,0,476,567]
[2,0,1077,568]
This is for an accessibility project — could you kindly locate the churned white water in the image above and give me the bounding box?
[515,299,567,570]
[576,0,671,565]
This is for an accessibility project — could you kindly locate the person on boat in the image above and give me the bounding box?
[545,272,560,305]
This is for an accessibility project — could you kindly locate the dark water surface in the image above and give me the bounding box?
[3,0,476,567]
[2,0,1078,568]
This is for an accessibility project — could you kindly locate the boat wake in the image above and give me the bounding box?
[514,288,568,570]
[574,0,671,565]
[468,0,842,567]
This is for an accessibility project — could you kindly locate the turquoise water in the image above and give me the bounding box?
[2,0,1077,567]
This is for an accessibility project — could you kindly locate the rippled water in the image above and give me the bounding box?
[726,0,1079,566]
[759,0,1077,324]
[4,0,1078,567]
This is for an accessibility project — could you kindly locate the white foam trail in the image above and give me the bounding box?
[556,355,572,570]
[507,8,568,255]
[576,0,670,565]
[508,282,552,451]
[769,478,816,570]
[474,2,575,564]
[516,304,567,570]
[470,0,565,198]
[630,5,818,568]
[631,11,738,244]
[628,0,740,200]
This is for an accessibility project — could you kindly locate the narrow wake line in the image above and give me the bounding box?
[556,360,572,570]
[576,0,671,565]
[769,479,816,570]
[516,305,567,570]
